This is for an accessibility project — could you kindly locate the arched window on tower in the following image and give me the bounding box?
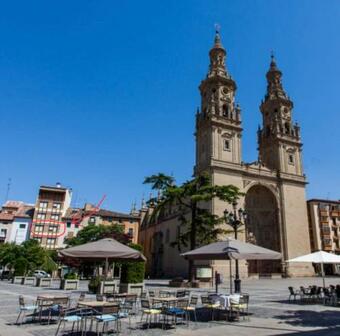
[284,122,290,134]
[222,104,229,118]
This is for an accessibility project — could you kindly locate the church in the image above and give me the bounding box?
[139,31,314,279]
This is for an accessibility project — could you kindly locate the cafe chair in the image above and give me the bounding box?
[288,287,301,302]
[55,308,83,336]
[230,294,250,321]
[184,295,198,322]
[92,305,120,335]
[140,299,162,329]
[201,295,220,321]
[162,298,189,328]
[16,295,39,325]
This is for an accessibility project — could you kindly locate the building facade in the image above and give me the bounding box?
[63,203,140,245]
[140,32,314,279]
[308,199,340,274]
[0,201,33,244]
[30,183,72,249]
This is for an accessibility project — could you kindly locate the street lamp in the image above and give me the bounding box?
[224,202,247,293]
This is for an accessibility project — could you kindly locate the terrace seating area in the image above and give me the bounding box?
[3,278,340,336]
[288,284,340,306]
[13,289,251,334]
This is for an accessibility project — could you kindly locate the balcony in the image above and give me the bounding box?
[320,211,329,217]
[331,211,340,217]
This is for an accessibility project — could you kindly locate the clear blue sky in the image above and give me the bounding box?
[0,1,339,212]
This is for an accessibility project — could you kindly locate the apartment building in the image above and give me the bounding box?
[63,203,141,244]
[30,183,72,249]
[0,201,34,244]
[308,199,340,274]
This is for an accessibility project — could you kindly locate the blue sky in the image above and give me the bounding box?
[0,1,339,212]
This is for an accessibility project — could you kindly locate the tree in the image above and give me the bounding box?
[144,172,243,281]
[64,223,131,247]
[0,239,54,276]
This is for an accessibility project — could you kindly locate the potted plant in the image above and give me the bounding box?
[60,272,79,290]
[119,244,145,295]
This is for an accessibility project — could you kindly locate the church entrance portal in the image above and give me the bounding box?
[245,185,282,276]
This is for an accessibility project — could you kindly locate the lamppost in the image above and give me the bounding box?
[224,202,247,293]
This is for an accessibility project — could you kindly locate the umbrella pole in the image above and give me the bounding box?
[105,257,109,281]
[321,262,325,288]
[229,259,233,294]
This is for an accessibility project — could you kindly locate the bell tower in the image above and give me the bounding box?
[258,55,304,176]
[195,31,242,174]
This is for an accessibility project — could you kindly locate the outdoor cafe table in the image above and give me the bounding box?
[36,294,70,323]
[78,301,120,309]
[208,293,240,309]
[152,297,187,307]
[37,294,70,300]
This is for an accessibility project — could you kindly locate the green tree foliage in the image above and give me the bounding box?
[144,172,243,281]
[120,243,145,284]
[64,223,131,247]
[0,239,55,276]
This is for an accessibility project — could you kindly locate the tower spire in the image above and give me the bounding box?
[207,26,229,79]
[265,53,288,101]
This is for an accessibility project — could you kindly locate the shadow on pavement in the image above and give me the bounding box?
[273,309,340,329]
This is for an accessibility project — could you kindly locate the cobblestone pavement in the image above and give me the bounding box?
[0,277,340,336]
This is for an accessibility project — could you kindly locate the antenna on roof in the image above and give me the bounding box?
[4,178,11,203]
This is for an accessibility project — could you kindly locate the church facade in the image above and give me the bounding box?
[139,32,314,279]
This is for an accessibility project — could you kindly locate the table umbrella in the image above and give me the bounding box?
[181,238,281,292]
[59,238,146,278]
[287,251,340,288]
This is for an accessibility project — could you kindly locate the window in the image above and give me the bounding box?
[223,139,231,151]
[0,229,7,237]
[19,224,26,229]
[89,216,96,224]
[50,214,60,221]
[52,203,61,210]
[35,237,42,244]
[128,228,133,237]
[48,225,58,233]
[66,222,71,228]
[222,104,229,117]
[75,224,80,229]
[37,213,46,220]
[288,154,294,165]
[34,225,43,233]
[39,201,48,209]
[46,238,56,248]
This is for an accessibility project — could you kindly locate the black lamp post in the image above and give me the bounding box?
[224,202,247,293]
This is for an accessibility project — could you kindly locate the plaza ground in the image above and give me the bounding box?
[0,277,340,336]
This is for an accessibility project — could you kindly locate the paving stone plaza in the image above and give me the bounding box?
[0,277,340,336]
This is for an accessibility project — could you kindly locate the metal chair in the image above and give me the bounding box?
[92,305,120,335]
[16,295,39,325]
[162,298,189,328]
[140,299,161,329]
[184,295,198,322]
[201,295,220,321]
[230,294,250,321]
[176,290,186,298]
[47,297,70,325]
[288,287,301,302]
[55,308,83,336]
[148,290,155,298]
[96,294,105,302]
